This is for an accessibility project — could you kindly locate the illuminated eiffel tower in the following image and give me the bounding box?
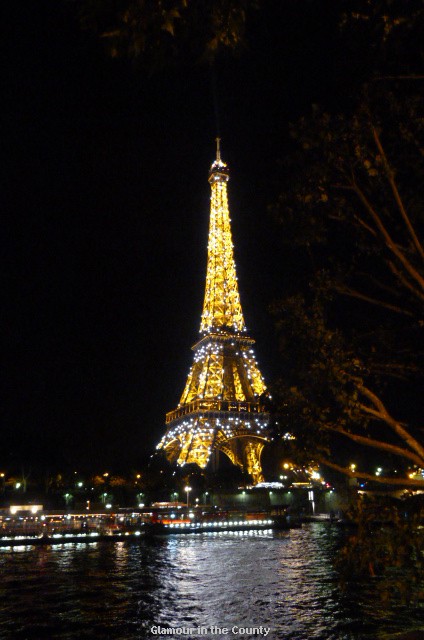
[157,140,270,484]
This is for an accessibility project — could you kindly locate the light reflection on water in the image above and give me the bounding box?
[0,524,423,639]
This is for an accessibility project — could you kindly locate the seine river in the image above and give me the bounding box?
[1,524,423,640]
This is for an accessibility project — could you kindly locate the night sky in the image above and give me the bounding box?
[3,2,350,471]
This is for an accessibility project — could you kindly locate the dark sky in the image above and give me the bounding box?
[3,1,349,471]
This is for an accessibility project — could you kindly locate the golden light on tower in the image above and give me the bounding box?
[157,140,270,484]
[200,139,244,334]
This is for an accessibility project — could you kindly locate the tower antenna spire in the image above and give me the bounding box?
[215,136,221,162]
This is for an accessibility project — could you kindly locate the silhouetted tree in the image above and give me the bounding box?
[272,2,424,485]
[78,0,258,65]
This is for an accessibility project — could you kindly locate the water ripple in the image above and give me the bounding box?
[0,525,423,639]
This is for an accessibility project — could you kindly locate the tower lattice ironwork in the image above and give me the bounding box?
[157,140,270,484]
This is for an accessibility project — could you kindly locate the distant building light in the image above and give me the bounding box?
[254,482,283,489]
[10,505,43,515]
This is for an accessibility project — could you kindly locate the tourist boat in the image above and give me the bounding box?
[143,510,300,535]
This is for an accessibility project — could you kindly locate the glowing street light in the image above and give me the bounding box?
[185,486,192,508]
[64,493,73,506]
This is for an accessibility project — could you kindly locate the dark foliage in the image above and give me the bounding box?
[271,2,424,483]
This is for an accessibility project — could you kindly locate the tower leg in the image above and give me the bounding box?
[175,431,213,469]
[218,438,265,485]
[243,440,265,485]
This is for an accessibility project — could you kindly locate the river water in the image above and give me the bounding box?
[1,524,423,640]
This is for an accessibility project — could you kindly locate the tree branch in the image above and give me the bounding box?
[358,272,404,298]
[353,213,378,237]
[316,456,424,487]
[359,403,386,421]
[358,385,424,461]
[324,425,424,467]
[353,183,424,292]
[387,260,424,303]
[368,362,419,381]
[333,284,414,316]
[372,126,424,262]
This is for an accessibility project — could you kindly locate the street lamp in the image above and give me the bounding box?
[184,486,192,508]
[64,493,73,506]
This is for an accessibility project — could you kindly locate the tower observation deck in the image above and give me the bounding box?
[157,140,270,484]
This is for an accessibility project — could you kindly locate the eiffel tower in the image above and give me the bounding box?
[157,140,270,484]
